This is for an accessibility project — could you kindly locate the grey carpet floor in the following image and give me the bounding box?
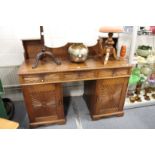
[13,96,155,129]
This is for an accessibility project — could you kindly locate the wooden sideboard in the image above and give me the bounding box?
[18,40,132,128]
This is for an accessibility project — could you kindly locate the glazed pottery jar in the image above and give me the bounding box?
[68,43,89,63]
[136,45,152,57]
[137,49,150,57]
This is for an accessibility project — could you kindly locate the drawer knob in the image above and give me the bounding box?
[41,79,44,82]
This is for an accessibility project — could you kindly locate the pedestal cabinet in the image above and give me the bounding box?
[84,77,129,120]
[21,83,65,127]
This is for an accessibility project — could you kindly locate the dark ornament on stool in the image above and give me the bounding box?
[32,26,61,69]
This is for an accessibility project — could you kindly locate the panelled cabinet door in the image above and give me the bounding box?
[95,77,129,115]
[22,83,64,125]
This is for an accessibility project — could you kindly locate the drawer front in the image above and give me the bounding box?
[63,70,95,81]
[22,74,61,84]
[96,68,130,79]
[97,69,113,77]
[45,73,61,82]
[114,68,130,76]
[23,76,43,84]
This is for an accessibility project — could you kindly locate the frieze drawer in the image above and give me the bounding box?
[22,74,61,84]
[23,76,44,84]
[97,68,130,78]
[114,68,130,76]
[97,69,113,77]
[21,68,130,85]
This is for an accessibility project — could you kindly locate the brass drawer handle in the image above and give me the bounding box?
[41,79,45,82]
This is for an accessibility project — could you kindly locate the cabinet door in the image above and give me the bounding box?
[22,83,64,125]
[95,77,129,115]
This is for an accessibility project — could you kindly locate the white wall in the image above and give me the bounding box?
[0,27,24,66]
[0,26,42,67]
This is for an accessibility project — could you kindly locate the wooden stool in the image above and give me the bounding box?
[0,118,19,129]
